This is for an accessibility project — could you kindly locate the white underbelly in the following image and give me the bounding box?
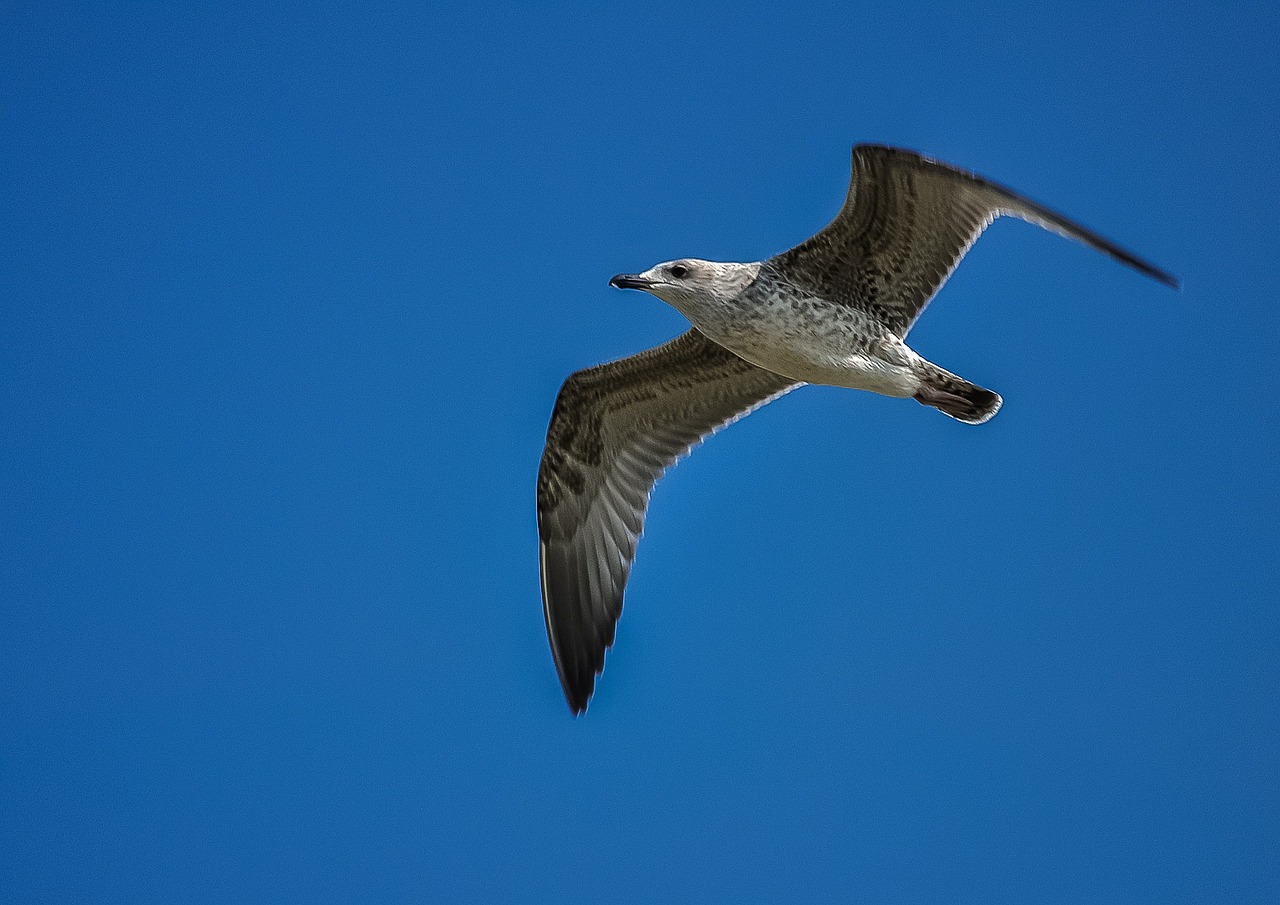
[697,309,922,398]
[741,345,919,397]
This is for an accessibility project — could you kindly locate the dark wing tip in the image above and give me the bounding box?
[547,616,600,716]
[1147,264,1182,291]
[1079,235,1180,290]
[555,630,608,716]
[1083,236,1181,290]
[539,538,603,716]
[553,648,594,715]
[566,686,591,717]
[849,143,1182,291]
[1055,219,1180,290]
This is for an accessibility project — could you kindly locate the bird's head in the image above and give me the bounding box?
[609,259,760,318]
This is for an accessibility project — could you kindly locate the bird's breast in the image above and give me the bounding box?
[711,290,871,361]
[689,288,916,394]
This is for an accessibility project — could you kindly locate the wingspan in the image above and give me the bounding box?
[536,329,800,714]
[769,144,1178,337]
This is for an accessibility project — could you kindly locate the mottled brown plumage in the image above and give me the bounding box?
[770,146,1177,338]
[538,331,797,714]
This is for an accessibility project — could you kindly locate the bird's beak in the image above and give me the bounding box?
[609,273,653,290]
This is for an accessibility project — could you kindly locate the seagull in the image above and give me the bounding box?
[537,144,1177,714]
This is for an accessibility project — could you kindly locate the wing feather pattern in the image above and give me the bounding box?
[537,329,799,714]
[769,144,1178,337]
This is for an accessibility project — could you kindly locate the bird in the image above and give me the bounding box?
[536,144,1178,715]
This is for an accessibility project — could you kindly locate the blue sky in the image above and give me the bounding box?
[3,2,1277,902]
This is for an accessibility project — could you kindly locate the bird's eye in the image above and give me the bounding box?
[668,264,689,279]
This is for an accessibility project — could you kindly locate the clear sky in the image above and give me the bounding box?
[3,2,1277,902]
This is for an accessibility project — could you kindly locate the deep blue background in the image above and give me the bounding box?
[4,2,1277,902]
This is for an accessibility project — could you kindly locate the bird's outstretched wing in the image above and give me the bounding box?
[537,329,799,714]
[768,144,1179,337]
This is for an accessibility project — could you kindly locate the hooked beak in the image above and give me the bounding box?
[609,273,653,291]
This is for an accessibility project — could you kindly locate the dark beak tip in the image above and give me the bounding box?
[609,273,645,290]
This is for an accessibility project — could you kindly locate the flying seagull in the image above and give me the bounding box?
[537,144,1177,714]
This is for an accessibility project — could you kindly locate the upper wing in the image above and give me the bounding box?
[537,329,800,714]
[768,144,1179,337]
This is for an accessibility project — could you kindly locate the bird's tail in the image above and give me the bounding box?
[914,365,1002,424]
